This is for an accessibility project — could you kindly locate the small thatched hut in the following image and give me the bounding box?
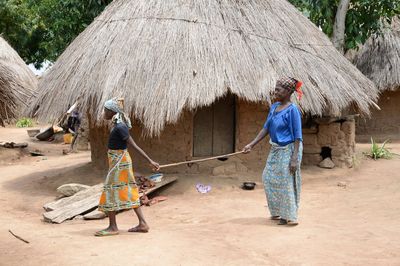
[0,37,37,126]
[29,0,379,172]
[354,17,400,142]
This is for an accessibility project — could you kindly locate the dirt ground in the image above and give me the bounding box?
[0,126,399,266]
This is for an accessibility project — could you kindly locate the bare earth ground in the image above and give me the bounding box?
[0,126,399,266]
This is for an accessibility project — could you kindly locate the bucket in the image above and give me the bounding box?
[63,133,73,144]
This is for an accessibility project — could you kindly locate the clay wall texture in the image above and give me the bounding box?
[356,90,400,142]
[89,101,357,172]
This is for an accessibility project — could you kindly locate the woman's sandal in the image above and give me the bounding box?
[278,219,287,225]
[278,219,299,226]
[287,220,299,226]
[94,230,119,237]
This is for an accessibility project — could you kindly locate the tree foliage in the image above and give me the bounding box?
[288,0,400,51]
[0,0,112,67]
[1,0,399,66]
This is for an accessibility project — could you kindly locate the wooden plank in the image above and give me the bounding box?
[140,176,178,195]
[43,176,178,223]
[212,95,235,155]
[193,105,213,156]
[43,184,103,211]
[43,192,101,224]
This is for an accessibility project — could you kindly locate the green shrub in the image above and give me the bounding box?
[16,117,33,128]
[367,138,393,160]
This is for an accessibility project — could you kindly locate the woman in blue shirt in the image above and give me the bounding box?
[243,77,303,226]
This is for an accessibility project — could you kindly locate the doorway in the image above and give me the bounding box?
[193,94,236,157]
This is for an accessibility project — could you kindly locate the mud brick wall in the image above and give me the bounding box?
[131,111,193,174]
[89,100,357,173]
[356,90,400,142]
[89,101,273,173]
[89,111,193,174]
[235,100,271,169]
[303,120,356,168]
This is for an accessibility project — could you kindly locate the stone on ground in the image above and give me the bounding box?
[318,158,335,169]
[57,183,90,197]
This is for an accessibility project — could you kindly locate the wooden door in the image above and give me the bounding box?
[193,95,235,157]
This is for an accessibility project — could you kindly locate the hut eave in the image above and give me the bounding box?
[0,37,37,123]
[28,0,379,136]
[354,16,400,92]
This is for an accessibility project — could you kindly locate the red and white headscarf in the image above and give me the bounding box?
[276,77,303,100]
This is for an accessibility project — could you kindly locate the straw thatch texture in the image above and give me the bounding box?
[0,37,37,124]
[354,17,400,91]
[30,0,378,135]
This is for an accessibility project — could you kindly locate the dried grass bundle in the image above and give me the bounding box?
[0,37,37,125]
[355,16,400,91]
[28,0,378,135]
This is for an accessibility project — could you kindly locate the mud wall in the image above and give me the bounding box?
[89,111,193,174]
[89,101,357,173]
[356,90,400,142]
[303,120,356,167]
[235,100,270,169]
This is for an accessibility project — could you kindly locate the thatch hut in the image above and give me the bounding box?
[29,0,379,172]
[354,17,400,142]
[0,37,37,126]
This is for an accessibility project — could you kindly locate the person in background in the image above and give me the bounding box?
[67,108,82,152]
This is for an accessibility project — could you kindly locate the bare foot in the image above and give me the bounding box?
[128,224,149,233]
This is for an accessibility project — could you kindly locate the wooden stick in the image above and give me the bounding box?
[159,151,244,169]
[8,230,30,244]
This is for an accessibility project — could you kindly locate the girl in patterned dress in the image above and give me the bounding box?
[95,99,160,236]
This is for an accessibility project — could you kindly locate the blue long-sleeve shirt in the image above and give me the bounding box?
[263,102,303,146]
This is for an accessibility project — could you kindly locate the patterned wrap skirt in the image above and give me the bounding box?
[262,141,303,221]
[98,149,140,212]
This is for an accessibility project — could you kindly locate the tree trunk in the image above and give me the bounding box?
[332,0,351,53]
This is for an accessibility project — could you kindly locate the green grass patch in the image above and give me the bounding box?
[16,117,34,128]
[365,138,393,160]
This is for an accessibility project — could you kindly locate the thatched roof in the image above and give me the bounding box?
[354,17,400,91]
[29,0,378,135]
[0,37,37,124]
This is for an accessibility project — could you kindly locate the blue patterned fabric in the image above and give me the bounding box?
[262,141,303,221]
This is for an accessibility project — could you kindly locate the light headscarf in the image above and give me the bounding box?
[104,99,132,128]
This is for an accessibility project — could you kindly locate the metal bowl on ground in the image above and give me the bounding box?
[36,127,55,141]
[148,173,163,183]
[27,129,40,137]
[242,182,256,190]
